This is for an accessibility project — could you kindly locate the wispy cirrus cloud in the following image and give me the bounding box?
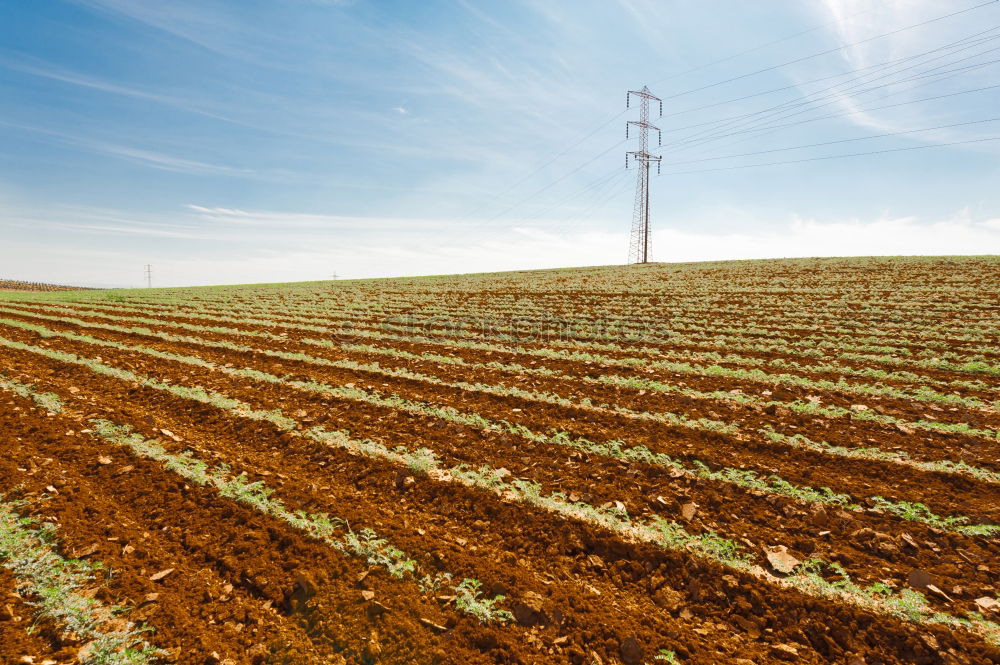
[69,0,272,65]
[0,119,255,177]
[183,204,472,232]
[806,0,1000,138]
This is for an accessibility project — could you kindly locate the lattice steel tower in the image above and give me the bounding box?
[626,86,662,264]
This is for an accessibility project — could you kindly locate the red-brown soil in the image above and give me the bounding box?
[1,257,998,665]
[0,280,90,292]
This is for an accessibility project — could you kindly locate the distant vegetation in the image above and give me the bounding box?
[0,278,92,292]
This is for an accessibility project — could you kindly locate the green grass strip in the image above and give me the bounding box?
[90,420,424,581]
[0,498,162,664]
[0,373,63,413]
[303,429,1000,646]
[1,329,995,537]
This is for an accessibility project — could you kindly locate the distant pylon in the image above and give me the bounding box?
[626,86,662,264]
[144,264,152,288]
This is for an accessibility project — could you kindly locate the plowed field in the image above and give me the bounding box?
[0,256,997,665]
[0,280,88,292]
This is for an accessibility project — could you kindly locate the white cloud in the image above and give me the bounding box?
[142,212,1000,285]
[392,106,409,115]
[185,205,253,217]
[649,211,1000,262]
[3,202,996,288]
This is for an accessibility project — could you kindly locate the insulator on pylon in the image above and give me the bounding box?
[659,101,663,117]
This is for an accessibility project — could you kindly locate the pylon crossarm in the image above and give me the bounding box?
[624,85,661,265]
[627,88,662,102]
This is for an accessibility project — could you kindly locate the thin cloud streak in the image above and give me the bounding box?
[0,119,255,177]
[810,0,1000,138]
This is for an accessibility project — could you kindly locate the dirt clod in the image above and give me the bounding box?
[765,545,801,575]
[770,643,800,661]
[619,636,643,665]
[149,568,174,582]
[908,569,933,591]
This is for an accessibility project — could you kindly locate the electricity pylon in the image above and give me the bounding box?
[626,86,662,264]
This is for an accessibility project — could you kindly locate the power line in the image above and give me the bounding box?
[551,171,635,239]
[647,51,995,174]
[661,116,1000,166]
[650,4,886,86]
[507,167,628,227]
[442,124,992,260]
[440,169,630,251]
[502,171,635,244]
[656,135,1000,176]
[665,31,1000,152]
[442,6,946,237]
[673,58,1000,158]
[529,7,999,255]
[661,24,1000,121]
[468,139,627,227]
[661,49,1000,158]
[666,81,1000,156]
[436,4,999,258]
[454,167,625,243]
[658,0,1000,101]
[438,158,627,250]
[451,108,628,226]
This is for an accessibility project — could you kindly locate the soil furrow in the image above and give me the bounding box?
[4,321,998,525]
[16,302,999,403]
[3,332,998,624]
[0,570,65,661]
[7,350,1000,665]
[0,385,503,665]
[3,307,998,475]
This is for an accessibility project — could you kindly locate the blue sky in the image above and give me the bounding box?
[1,0,999,286]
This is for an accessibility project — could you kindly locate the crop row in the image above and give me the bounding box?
[55,298,1000,374]
[9,305,1000,486]
[5,314,999,505]
[0,496,161,664]
[333,341,1000,442]
[5,310,999,489]
[111,278,1000,344]
[0,374,526,662]
[5,340,998,649]
[12,304,1000,452]
[7,302,995,411]
[86,274,1000,342]
[7,322,1000,624]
